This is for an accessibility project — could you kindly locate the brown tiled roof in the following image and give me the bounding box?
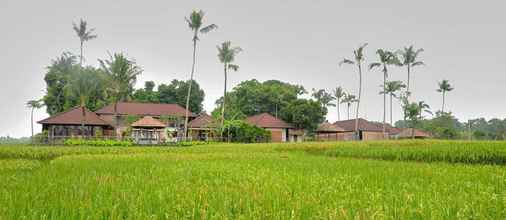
[245,113,293,128]
[131,116,166,128]
[333,118,383,132]
[38,106,109,126]
[317,122,345,132]
[96,102,195,117]
[396,128,431,138]
[188,113,217,128]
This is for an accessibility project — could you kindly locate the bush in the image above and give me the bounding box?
[220,120,271,143]
[63,139,133,147]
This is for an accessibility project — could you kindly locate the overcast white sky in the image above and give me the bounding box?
[1,0,505,137]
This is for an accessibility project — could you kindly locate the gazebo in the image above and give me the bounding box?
[131,116,167,145]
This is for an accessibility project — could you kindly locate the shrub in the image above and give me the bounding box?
[220,120,271,143]
[63,139,133,147]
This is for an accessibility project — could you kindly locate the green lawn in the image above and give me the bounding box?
[1,141,505,219]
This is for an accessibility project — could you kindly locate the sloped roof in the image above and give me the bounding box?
[333,118,383,132]
[188,113,217,128]
[245,113,293,128]
[96,102,194,117]
[317,122,345,132]
[396,128,431,138]
[131,116,166,128]
[38,106,109,126]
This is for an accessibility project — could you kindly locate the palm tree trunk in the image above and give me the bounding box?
[406,65,411,97]
[80,41,83,66]
[354,63,362,139]
[221,64,228,127]
[81,105,86,137]
[441,91,446,113]
[347,104,350,120]
[390,93,393,126]
[336,98,340,121]
[30,107,34,143]
[411,127,415,139]
[382,67,387,134]
[184,39,198,140]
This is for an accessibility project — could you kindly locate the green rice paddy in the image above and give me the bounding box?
[1,140,505,219]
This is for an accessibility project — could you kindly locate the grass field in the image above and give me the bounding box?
[1,140,506,219]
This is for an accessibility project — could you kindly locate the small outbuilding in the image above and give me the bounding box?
[188,113,218,141]
[131,116,167,145]
[245,113,302,142]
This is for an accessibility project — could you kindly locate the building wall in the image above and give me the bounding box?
[316,132,355,141]
[266,128,287,142]
[362,131,388,140]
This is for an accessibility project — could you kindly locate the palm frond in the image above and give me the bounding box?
[228,64,240,71]
[411,61,425,67]
[339,59,355,66]
[200,24,218,33]
[369,62,381,70]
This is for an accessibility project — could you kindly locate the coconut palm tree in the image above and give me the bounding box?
[332,86,345,121]
[379,81,405,125]
[341,94,357,120]
[437,79,454,113]
[339,43,367,136]
[403,101,422,139]
[417,101,432,119]
[398,46,424,97]
[99,53,143,136]
[26,99,44,142]
[73,19,97,66]
[217,41,242,127]
[67,70,99,135]
[369,49,401,133]
[183,10,218,139]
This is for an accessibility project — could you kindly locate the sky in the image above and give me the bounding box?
[1,0,505,137]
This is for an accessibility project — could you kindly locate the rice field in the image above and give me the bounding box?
[1,140,505,219]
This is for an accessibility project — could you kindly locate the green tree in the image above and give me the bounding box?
[403,101,422,139]
[437,79,454,113]
[339,43,367,135]
[369,49,401,133]
[72,19,97,66]
[379,81,405,125]
[217,41,242,127]
[183,10,218,139]
[43,53,78,115]
[398,46,424,97]
[158,80,205,113]
[332,86,346,121]
[341,94,357,120]
[66,69,100,134]
[133,81,159,103]
[99,53,143,133]
[26,99,44,141]
[312,89,335,109]
[280,99,327,132]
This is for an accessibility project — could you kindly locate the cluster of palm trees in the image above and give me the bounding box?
[337,44,454,138]
[181,10,242,138]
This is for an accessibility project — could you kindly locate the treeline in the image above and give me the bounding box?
[396,112,506,140]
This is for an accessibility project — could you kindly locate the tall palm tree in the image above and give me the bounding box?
[73,19,97,66]
[437,79,454,113]
[217,41,242,127]
[380,81,405,125]
[403,102,422,139]
[398,46,424,98]
[341,94,357,120]
[339,43,367,137]
[99,53,143,137]
[369,49,401,133]
[26,99,44,142]
[332,86,345,121]
[183,10,218,139]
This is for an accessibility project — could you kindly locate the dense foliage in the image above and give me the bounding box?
[0,141,505,219]
[220,120,271,143]
[212,79,326,132]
